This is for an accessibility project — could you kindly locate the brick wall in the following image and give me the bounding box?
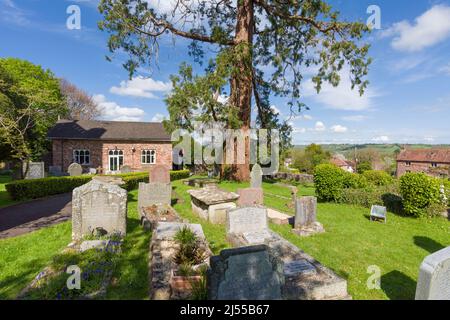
[396,161,449,178]
[52,139,172,173]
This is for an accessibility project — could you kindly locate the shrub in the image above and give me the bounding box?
[343,172,369,189]
[400,173,441,217]
[170,169,190,181]
[173,226,206,266]
[356,161,372,174]
[313,164,346,202]
[363,170,394,186]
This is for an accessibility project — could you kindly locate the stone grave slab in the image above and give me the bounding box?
[153,222,205,241]
[267,208,291,225]
[284,260,317,277]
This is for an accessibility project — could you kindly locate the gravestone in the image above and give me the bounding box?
[72,179,127,241]
[293,196,324,237]
[68,163,83,176]
[49,165,62,176]
[237,188,264,206]
[22,162,45,179]
[150,164,170,183]
[207,245,284,300]
[89,168,97,175]
[138,182,172,214]
[250,164,263,188]
[121,165,132,174]
[415,246,450,300]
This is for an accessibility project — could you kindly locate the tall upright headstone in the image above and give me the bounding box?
[293,196,324,237]
[207,245,284,300]
[68,163,83,176]
[250,164,263,188]
[72,179,127,241]
[22,162,45,179]
[150,165,170,183]
[237,188,264,207]
[415,246,450,300]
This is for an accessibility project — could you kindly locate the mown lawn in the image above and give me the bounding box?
[172,179,450,300]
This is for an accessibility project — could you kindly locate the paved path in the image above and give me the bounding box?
[0,193,72,239]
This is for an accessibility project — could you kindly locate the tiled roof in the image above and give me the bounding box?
[47,119,171,141]
[331,157,350,167]
[397,149,450,163]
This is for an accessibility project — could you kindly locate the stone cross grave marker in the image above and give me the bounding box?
[207,245,284,300]
[68,162,83,176]
[237,188,264,207]
[72,179,127,241]
[415,246,450,300]
[294,196,317,228]
[149,164,170,183]
[22,162,45,179]
[250,164,263,188]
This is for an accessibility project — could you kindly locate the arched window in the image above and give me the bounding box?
[141,149,156,164]
[73,149,90,165]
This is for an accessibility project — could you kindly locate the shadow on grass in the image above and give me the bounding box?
[381,270,416,300]
[413,236,445,254]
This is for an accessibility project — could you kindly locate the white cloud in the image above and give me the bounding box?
[372,135,390,142]
[314,121,326,132]
[0,0,30,26]
[382,5,450,52]
[271,105,281,115]
[303,72,377,111]
[110,76,172,98]
[341,115,368,122]
[293,127,306,134]
[330,125,348,133]
[440,63,450,75]
[151,113,168,122]
[93,94,145,122]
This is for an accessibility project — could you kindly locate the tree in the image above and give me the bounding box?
[60,78,100,120]
[356,161,372,174]
[0,58,67,165]
[292,143,330,173]
[98,0,371,181]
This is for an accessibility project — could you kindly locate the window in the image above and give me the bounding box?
[73,149,90,165]
[431,163,438,168]
[108,150,123,172]
[406,161,411,166]
[141,150,156,164]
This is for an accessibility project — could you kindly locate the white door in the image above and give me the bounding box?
[108,150,123,172]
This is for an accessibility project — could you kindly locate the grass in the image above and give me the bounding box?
[172,178,450,300]
[0,175,17,208]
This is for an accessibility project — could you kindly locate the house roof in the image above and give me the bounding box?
[47,119,172,142]
[397,148,450,163]
[330,157,350,167]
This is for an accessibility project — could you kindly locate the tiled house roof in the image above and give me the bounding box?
[397,149,450,163]
[47,119,172,142]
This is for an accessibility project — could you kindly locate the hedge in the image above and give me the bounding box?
[400,172,441,217]
[6,169,191,201]
[313,164,346,202]
[362,170,394,186]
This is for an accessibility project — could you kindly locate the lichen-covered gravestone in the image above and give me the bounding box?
[207,245,284,300]
[68,163,83,176]
[293,196,324,237]
[415,246,450,300]
[72,179,127,241]
[23,162,45,179]
[120,165,132,174]
[250,164,263,188]
[237,188,264,206]
[150,164,170,183]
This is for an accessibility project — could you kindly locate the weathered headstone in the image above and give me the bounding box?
[294,196,317,228]
[49,165,62,176]
[207,245,284,300]
[121,165,132,174]
[89,168,97,175]
[150,164,170,183]
[415,246,450,300]
[22,162,45,179]
[250,164,263,188]
[72,179,127,241]
[293,196,324,237]
[138,182,172,214]
[237,188,264,206]
[68,162,83,176]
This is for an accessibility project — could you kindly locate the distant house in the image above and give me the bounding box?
[330,156,354,173]
[47,119,173,174]
[396,149,450,178]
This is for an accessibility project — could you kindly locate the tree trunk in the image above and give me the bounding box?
[229,0,254,182]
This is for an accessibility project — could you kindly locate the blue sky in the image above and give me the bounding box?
[1,0,450,145]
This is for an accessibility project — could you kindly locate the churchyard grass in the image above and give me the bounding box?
[172,178,450,300]
[0,175,17,208]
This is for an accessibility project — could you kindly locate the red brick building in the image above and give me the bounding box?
[47,120,173,174]
[396,148,450,178]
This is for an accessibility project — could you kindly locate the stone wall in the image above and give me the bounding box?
[52,139,172,172]
[270,172,314,183]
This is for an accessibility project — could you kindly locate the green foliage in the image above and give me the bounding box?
[400,173,441,217]
[363,170,394,186]
[173,226,206,266]
[293,144,331,174]
[313,164,346,202]
[169,169,190,181]
[356,161,372,174]
[343,172,369,189]
[0,58,67,161]
[189,265,208,300]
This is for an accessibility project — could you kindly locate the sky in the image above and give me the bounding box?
[1,0,450,145]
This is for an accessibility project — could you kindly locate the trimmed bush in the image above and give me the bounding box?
[400,173,441,217]
[313,164,346,202]
[343,172,369,189]
[362,170,394,186]
[6,170,191,200]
